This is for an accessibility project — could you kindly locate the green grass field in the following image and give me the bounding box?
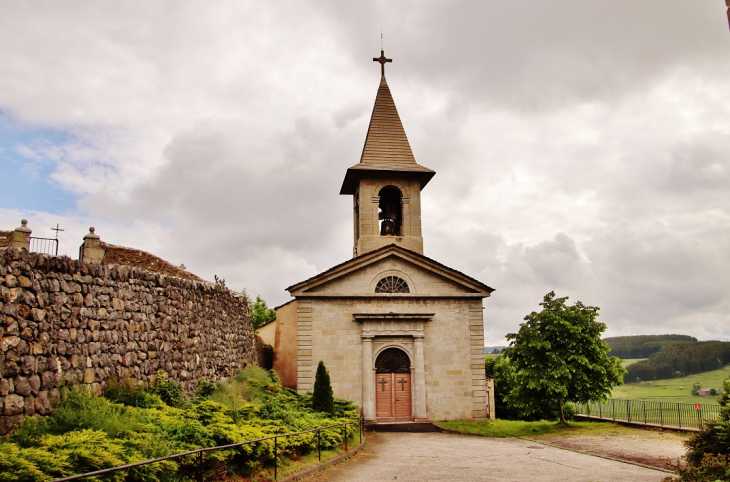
[611,364,730,404]
[620,358,646,367]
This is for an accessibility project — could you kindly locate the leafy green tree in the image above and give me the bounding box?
[312,361,334,415]
[486,354,555,421]
[504,291,625,424]
[242,289,276,329]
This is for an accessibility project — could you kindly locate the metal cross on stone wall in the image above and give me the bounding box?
[373,50,392,77]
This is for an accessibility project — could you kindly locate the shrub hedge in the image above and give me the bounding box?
[0,367,358,481]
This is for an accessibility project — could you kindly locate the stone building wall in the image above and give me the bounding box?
[299,296,487,421]
[0,247,260,434]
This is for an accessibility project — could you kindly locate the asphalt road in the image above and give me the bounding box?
[304,431,669,482]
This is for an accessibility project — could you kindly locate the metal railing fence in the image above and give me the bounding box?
[575,399,723,430]
[29,236,58,256]
[51,418,363,482]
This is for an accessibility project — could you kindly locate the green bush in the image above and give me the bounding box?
[562,401,576,421]
[152,371,188,408]
[104,378,162,408]
[195,378,218,399]
[664,380,730,482]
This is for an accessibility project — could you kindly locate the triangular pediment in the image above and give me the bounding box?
[287,245,493,298]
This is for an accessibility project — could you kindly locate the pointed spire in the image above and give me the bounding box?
[339,51,434,195]
[359,76,417,165]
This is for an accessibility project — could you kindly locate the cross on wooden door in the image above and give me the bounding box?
[397,378,408,391]
[379,378,389,391]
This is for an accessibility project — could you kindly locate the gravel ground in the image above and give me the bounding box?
[303,431,670,481]
[525,429,688,471]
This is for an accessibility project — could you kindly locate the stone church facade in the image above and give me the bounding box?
[274,51,494,422]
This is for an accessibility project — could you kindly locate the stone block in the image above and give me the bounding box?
[0,414,24,435]
[28,374,40,394]
[14,376,31,396]
[35,391,52,415]
[0,336,20,352]
[3,393,24,415]
[24,395,35,415]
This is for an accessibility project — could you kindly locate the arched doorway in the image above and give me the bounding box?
[375,348,412,420]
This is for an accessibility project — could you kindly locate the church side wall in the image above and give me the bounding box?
[0,248,259,434]
[273,300,298,389]
[301,296,487,421]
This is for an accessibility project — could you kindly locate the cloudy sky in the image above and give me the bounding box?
[1,1,728,345]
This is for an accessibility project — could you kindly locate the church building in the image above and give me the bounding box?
[272,51,495,422]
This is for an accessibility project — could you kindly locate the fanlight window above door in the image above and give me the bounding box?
[375,276,410,294]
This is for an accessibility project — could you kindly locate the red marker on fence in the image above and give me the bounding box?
[696,403,701,410]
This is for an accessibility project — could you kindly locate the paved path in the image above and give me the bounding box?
[305,432,669,482]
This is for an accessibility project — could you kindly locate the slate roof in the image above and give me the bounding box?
[340,76,435,194]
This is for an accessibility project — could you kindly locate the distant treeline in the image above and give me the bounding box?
[624,341,730,382]
[604,334,697,359]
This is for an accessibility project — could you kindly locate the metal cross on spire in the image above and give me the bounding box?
[373,49,392,77]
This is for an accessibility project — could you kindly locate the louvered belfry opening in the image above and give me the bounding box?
[375,348,413,421]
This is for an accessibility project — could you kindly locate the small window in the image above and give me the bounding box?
[375,276,410,293]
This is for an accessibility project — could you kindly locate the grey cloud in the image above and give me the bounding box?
[1,1,729,343]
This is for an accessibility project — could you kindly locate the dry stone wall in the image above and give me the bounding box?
[0,247,260,434]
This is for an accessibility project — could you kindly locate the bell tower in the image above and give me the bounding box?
[340,50,435,257]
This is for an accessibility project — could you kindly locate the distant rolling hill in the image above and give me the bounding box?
[604,334,697,359]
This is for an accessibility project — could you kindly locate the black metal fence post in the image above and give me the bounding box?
[643,401,647,424]
[659,403,663,426]
[274,436,278,480]
[627,400,631,423]
[678,403,682,428]
[197,451,204,482]
[317,428,321,462]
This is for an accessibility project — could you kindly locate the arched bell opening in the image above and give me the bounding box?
[378,186,402,236]
[374,347,412,420]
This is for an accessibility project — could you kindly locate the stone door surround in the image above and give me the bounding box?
[353,313,433,422]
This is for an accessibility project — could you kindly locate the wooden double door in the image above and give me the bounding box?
[375,348,412,421]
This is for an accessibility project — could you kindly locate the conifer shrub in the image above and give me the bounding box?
[312,361,334,415]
